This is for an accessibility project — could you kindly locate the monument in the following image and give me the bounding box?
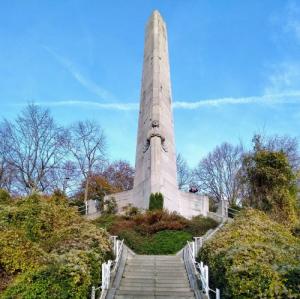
[112,10,208,218]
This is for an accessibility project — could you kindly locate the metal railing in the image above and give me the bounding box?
[227,207,240,218]
[187,237,220,299]
[110,236,124,272]
[91,236,124,299]
[77,201,88,215]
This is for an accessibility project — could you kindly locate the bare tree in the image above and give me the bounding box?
[101,160,134,192]
[68,120,106,203]
[193,142,243,205]
[0,137,15,192]
[176,153,191,190]
[45,160,78,193]
[0,104,67,193]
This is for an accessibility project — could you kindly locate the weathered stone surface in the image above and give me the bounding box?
[111,10,208,218]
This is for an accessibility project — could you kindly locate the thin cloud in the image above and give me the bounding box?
[37,100,138,111]
[43,46,114,100]
[35,91,300,111]
[173,91,300,109]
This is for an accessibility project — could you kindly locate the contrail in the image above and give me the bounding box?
[34,91,300,111]
[43,46,115,100]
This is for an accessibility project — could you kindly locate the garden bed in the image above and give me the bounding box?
[93,210,218,255]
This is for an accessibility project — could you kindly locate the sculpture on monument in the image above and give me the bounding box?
[112,10,209,218]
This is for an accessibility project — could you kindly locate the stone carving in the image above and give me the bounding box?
[152,120,159,127]
[143,120,167,153]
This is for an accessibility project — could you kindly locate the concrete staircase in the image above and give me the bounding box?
[114,255,195,299]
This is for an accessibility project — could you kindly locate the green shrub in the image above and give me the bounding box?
[0,189,11,204]
[0,194,81,243]
[241,150,298,227]
[92,214,119,230]
[149,192,164,210]
[186,215,218,236]
[122,204,140,217]
[0,229,47,274]
[198,209,300,298]
[3,249,111,299]
[0,192,112,296]
[102,197,117,215]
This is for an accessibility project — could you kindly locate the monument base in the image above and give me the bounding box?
[107,189,209,219]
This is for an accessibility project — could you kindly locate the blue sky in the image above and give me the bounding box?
[1,0,300,167]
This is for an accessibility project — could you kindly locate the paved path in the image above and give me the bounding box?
[114,254,195,299]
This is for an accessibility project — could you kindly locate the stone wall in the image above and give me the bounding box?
[109,190,209,219]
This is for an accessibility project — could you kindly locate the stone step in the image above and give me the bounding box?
[123,270,187,275]
[124,267,186,272]
[125,265,184,269]
[123,271,187,276]
[116,290,194,296]
[121,277,189,282]
[119,286,192,292]
[125,264,184,268]
[115,296,194,299]
[123,273,187,277]
[128,255,181,258]
[120,282,189,288]
[127,257,182,261]
[126,260,183,264]
[122,274,185,281]
[121,279,189,285]
[114,254,194,299]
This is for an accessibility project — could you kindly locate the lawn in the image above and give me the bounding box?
[93,210,218,254]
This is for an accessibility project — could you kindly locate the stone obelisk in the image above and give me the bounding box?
[110,10,209,217]
[133,10,179,211]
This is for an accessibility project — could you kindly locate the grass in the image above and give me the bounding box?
[93,210,218,255]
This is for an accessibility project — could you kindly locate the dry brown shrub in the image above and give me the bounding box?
[109,219,135,235]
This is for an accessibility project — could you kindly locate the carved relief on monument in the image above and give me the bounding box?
[143,120,168,153]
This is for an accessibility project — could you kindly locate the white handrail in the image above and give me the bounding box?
[113,239,124,272]
[91,236,124,299]
[187,237,220,299]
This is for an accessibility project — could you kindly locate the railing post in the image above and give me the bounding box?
[205,265,209,294]
[193,237,197,255]
[111,236,117,255]
[91,286,95,299]
[216,288,220,299]
[192,241,195,261]
[116,240,120,260]
[85,201,88,215]
[101,263,105,290]
[193,237,203,255]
